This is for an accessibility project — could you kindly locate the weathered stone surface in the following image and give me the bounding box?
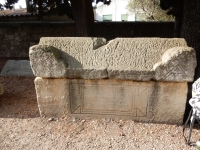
[30,38,108,78]
[0,82,3,95]
[0,60,34,77]
[30,45,68,78]
[107,70,155,81]
[34,77,70,117]
[39,37,107,51]
[35,77,187,124]
[105,38,187,70]
[153,47,197,81]
[30,37,196,81]
[105,38,193,81]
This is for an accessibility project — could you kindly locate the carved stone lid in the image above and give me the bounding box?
[29,37,196,82]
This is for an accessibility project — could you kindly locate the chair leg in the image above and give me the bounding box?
[187,116,195,144]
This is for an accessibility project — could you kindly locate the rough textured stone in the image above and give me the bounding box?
[0,60,34,77]
[105,38,194,81]
[30,37,196,81]
[0,82,3,95]
[35,77,187,124]
[30,38,108,78]
[30,45,68,78]
[30,37,194,124]
[105,38,187,70]
[153,47,197,81]
[34,77,71,117]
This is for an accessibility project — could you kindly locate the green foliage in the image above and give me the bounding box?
[126,0,174,21]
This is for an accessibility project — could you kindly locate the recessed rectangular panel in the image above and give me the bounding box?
[70,80,150,117]
[82,85,134,113]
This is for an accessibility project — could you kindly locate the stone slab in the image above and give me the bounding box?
[0,60,34,77]
[34,77,187,124]
[29,37,196,81]
[34,77,70,117]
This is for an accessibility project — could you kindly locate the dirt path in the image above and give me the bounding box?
[0,58,199,150]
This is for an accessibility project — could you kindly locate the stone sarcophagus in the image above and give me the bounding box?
[29,37,196,124]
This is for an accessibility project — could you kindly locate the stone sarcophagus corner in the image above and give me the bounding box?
[29,37,197,124]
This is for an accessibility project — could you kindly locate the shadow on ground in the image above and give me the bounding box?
[0,76,39,118]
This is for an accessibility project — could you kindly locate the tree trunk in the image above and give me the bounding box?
[180,0,200,121]
[26,0,30,12]
[38,0,43,19]
[180,0,200,80]
[70,0,95,37]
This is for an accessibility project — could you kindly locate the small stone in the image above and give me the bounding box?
[48,117,55,121]
[120,133,126,136]
[81,120,86,123]
[72,118,76,122]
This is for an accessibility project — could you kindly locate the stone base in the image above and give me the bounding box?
[34,77,187,124]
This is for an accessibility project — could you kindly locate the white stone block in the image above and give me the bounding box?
[34,77,70,117]
[35,77,187,124]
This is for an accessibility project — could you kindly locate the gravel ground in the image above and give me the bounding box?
[0,58,200,150]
